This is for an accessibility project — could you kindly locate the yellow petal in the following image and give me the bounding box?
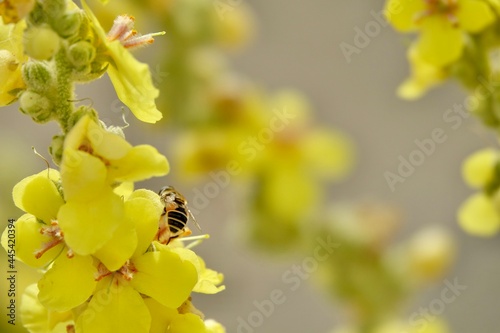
[205,319,226,333]
[1,214,63,267]
[458,193,500,236]
[397,44,446,99]
[106,43,162,123]
[457,0,495,33]
[86,117,132,160]
[13,170,63,223]
[262,166,319,221]
[131,245,198,309]
[0,19,27,105]
[38,254,97,312]
[58,190,124,255]
[300,129,355,181]
[462,148,498,188]
[126,191,163,258]
[416,17,463,66]
[385,0,426,32]
[144,297,178,333]
[107,145,169,182]
[113,181,134,199]
[192,257,225,294]
[93,217,137,271]
[168,313,206,333]
[76,285,151,333]
[20,284,74,333]
[61,150,108,202]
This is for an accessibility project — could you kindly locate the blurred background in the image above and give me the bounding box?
[2,0,500,332]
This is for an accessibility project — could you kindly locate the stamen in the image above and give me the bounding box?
[118,260,137,281]
[107,15,135,42]
[34,238,63,259]
[121,32,166,49]
[106,14,165,49]
[95,262,112,281]
[34,220,65,259]
[181,234,210,249]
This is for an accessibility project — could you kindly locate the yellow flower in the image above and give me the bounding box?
[61,114,169,202]
[81,0,163,123]
[58,114,168,255]
[1,170,65,268]
[75,244,199,333]
[385,0,496,66]
[0,19,27,105]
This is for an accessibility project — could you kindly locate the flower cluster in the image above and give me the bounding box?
[0,0,226,332]
[385,0,498,99]
[385,0,500,237]
[173,87,355,251]
[315,203,455,332]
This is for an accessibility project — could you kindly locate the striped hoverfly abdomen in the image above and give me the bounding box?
[156,186,199,244]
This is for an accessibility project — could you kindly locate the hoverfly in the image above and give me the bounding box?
[156,186,200,244]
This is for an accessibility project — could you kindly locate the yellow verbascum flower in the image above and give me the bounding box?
[1,170,65,268]
[75,245,199,333]
[385,0,496,66]
[59,114,168,255]
[81,0,163,123]
[0,18,27,106]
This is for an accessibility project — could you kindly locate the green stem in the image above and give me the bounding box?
[54,47,75,133]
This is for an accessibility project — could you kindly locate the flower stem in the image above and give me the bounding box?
[54,47,75,133]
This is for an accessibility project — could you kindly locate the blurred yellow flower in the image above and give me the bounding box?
[397,44,447,99]
[462,147,498,188]
[385,0,495,66]
[458,192,500,236]
[0,19,26,106]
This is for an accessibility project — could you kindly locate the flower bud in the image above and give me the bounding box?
[51,10,82,38]
[24,26,60,60]
[49,134,65,166]
[68,41,95,68]
[19,90,53,123]
[22,61,53,93]
[42,0,66,20]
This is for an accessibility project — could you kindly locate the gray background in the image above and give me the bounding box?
[1,0,500,332]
